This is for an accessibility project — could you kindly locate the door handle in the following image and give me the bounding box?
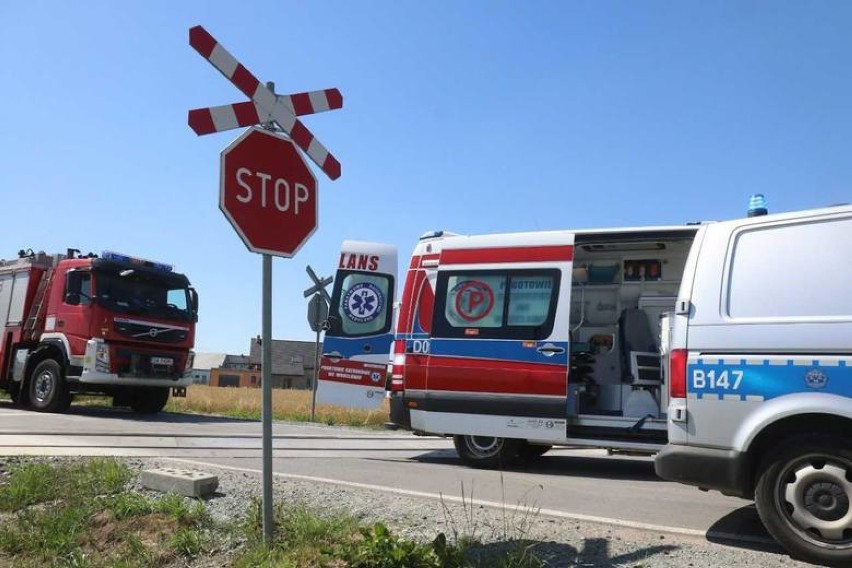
[322,351,343,362]
[536,344,565,357]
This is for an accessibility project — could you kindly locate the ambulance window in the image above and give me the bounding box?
[507,275,555,326]
[727,217,852,319]
[331,272,394,337]
[443,274,506,329]
[434,269,560,339]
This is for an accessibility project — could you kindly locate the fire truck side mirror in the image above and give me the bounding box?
[189,287,199,319]
[65,293,82,306]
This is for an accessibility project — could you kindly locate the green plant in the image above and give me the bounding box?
[170,527,207,557]
[0,458,130,513]
[120,533,156,566]
[344,521,450,568]
[102,491,207,525]
[57,549,93,568]
[0,462,60,510]
[439,478,546,568]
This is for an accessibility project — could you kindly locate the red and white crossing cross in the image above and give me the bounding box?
[188,88,342,136]
[189,25,341,180]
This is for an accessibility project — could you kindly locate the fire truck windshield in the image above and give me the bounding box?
[93,269,193,322]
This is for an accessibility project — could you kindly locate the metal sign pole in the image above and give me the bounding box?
[304,266,332,423]
[311,298,321,422]
[190,27,342,549]
[261,253,274,542]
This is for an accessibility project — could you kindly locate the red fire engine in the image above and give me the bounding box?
[0,248,198,413]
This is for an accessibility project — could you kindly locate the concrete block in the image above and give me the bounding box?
[141,467,219,498]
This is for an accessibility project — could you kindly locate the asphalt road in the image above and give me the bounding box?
[0,402,780,555]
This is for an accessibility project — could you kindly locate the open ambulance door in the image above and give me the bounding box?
[317,241,397,409]
[414,232,575,443]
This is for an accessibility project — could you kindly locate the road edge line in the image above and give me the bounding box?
[160,456,762,543]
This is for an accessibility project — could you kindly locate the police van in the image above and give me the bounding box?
[652,203,852,566]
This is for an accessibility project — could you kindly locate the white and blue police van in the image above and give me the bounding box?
[654,201,852,566]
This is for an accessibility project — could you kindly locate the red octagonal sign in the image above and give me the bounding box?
[220,127,318,257]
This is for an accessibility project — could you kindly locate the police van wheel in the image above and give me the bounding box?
[755,437,852,566]
[453,435,519,469]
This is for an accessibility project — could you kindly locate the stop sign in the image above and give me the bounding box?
[220,127,318,257]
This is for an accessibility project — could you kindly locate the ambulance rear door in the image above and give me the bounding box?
[317,241,397,409]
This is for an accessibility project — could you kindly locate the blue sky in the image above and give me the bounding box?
[1,1,850,355]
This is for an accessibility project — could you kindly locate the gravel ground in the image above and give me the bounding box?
[122,456,813,568]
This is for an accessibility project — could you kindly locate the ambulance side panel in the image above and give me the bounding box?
[409,232,574,443]
[317,241,397,409]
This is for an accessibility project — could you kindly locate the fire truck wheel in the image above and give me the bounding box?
[755,436,852,566]
[129,387,170,414]
[9,382,25,406]
[28,359,70,413]
[517,441,552,460]
[453,435,520,469]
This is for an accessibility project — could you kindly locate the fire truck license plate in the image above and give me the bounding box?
[151,357,173,366]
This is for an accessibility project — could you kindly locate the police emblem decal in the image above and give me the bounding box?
[804,369,828,390]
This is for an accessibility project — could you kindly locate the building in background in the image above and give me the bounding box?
[189,353,227,385]
[204,338,320,389]
[209,350,257,388]
[248,337,320,389]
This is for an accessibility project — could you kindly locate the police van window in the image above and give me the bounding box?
[434,270,560,339]
[727,217,852,319]
[331,272,394,337]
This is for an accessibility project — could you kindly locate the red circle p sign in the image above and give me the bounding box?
[454,281,494,322]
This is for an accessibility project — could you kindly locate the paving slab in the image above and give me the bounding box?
[141,467,218,498]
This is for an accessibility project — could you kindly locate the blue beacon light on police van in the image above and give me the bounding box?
[101,250,173,272]
[747,194,768,217]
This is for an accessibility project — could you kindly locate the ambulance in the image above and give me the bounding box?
[319,225,700,466]
[318,202,852,565]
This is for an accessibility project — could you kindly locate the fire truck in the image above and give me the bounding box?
[0,248,198,413]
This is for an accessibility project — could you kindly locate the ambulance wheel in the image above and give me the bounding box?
[518,441,552,460]
[453,435,520,469]
[755,437,852,566]
[28,359,70,413]
[129,387,170,414]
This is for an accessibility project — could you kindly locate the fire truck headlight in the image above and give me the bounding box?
[94,342,110,373]
[84,339,111,374]
[183,351,195,377]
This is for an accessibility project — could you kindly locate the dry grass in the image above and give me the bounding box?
[164,385,389,428]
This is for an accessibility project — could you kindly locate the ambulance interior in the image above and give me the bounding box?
[569,231,697,421]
